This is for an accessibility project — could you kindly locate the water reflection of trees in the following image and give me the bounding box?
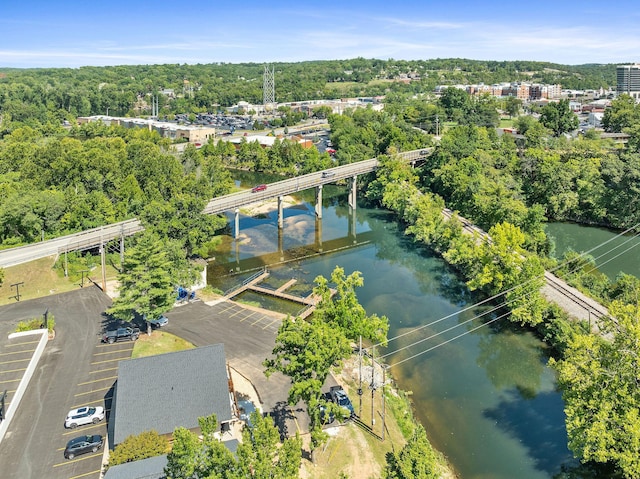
[484,389,616,479]
[475,321,546,397]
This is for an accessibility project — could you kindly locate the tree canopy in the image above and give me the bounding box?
[551,298,640,478]
[164,413,301,479]
[107,231,175,324]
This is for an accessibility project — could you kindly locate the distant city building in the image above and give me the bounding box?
[436,81,562,101]
[617,64,640,100]
[77,115,216,143]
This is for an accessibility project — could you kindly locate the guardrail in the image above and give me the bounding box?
[222,268,269,297]
[58,219,144,253]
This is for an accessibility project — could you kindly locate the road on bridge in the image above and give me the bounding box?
[0,149,431,268]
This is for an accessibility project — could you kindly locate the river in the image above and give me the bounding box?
[207,174,590,479]
[546,222,640,280]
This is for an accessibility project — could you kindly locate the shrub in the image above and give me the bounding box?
[109,430,169,466]
[15,314,55,333]
[15,318,44,332]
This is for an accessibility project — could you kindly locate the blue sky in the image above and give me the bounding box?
[2,0,639,68]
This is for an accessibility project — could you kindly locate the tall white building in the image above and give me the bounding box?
[617,64,640,100]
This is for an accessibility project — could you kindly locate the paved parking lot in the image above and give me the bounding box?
[1,287,337,478]
[0,287,114,479]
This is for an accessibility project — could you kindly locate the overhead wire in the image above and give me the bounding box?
[369,218,640,365]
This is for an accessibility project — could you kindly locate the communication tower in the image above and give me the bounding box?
[263,64,275,107]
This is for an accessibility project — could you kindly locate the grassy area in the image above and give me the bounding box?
[0,257,82,305]
[0,255,120,306]
[500,118,515,128]
[303,356,455,479]
[132,330,195,358]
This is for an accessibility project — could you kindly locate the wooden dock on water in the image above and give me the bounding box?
[223,270,334,319]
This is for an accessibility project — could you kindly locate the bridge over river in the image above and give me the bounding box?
[0,149,430,269]
[0,147,610,330]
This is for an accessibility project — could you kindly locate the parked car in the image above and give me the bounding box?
[64,435,104,459]
[251,184,267,193]
[102,327,140,343]
[65,406,105,429]
[330,386,355,418]
[321,171,335,178]
[147,315,168,328]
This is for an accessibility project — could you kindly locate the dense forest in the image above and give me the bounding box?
[0,58,617,126]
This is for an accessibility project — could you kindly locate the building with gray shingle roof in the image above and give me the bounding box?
[109,344,233,447]
[103,454,167,479]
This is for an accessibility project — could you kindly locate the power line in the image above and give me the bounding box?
[370,220,640,362]
[380,286,540,361]
[392,310,508,367]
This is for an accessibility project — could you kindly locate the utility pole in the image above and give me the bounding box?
[358,336,363,417]
[435,114,440,136]
[370,345,376,427]
[80,270,89,287]
[382,365,387,441]
[11,282,24,301]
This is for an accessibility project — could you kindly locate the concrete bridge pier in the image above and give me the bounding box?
[315,217,323,252]
[348,176,357,211]
[234,208,240,239]
[277,196,284,229]
[315,185,323,219]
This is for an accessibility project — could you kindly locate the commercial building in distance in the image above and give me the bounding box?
[617,64,640,100]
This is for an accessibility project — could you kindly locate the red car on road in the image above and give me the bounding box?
[251,184,267,193]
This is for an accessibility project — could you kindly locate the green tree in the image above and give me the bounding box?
[235,412,302,479]
[108,231,174,330]
[505,96,522,118]
[551,298,640,478]
[602,94,640,133]
[264,315,350,450]
[385,424,439,479]
[109,430,169,466]
[438,87,470,122]
[539,99,579,136]
[164,427,203,479]
[164,413,300,479]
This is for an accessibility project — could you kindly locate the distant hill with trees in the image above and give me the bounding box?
[0,59,617,126]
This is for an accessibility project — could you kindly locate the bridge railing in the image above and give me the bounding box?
[58,219,144,253]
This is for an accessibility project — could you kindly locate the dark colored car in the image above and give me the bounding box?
[148,315,168,328]
[64,435,104,459]
[102,327,140,343]
[330,386,355,418]
[251,184,267,193]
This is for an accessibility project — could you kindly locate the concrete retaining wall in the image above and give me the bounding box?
[0,329,49,444]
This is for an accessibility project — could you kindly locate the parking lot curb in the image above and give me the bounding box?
[0,329,49,445]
